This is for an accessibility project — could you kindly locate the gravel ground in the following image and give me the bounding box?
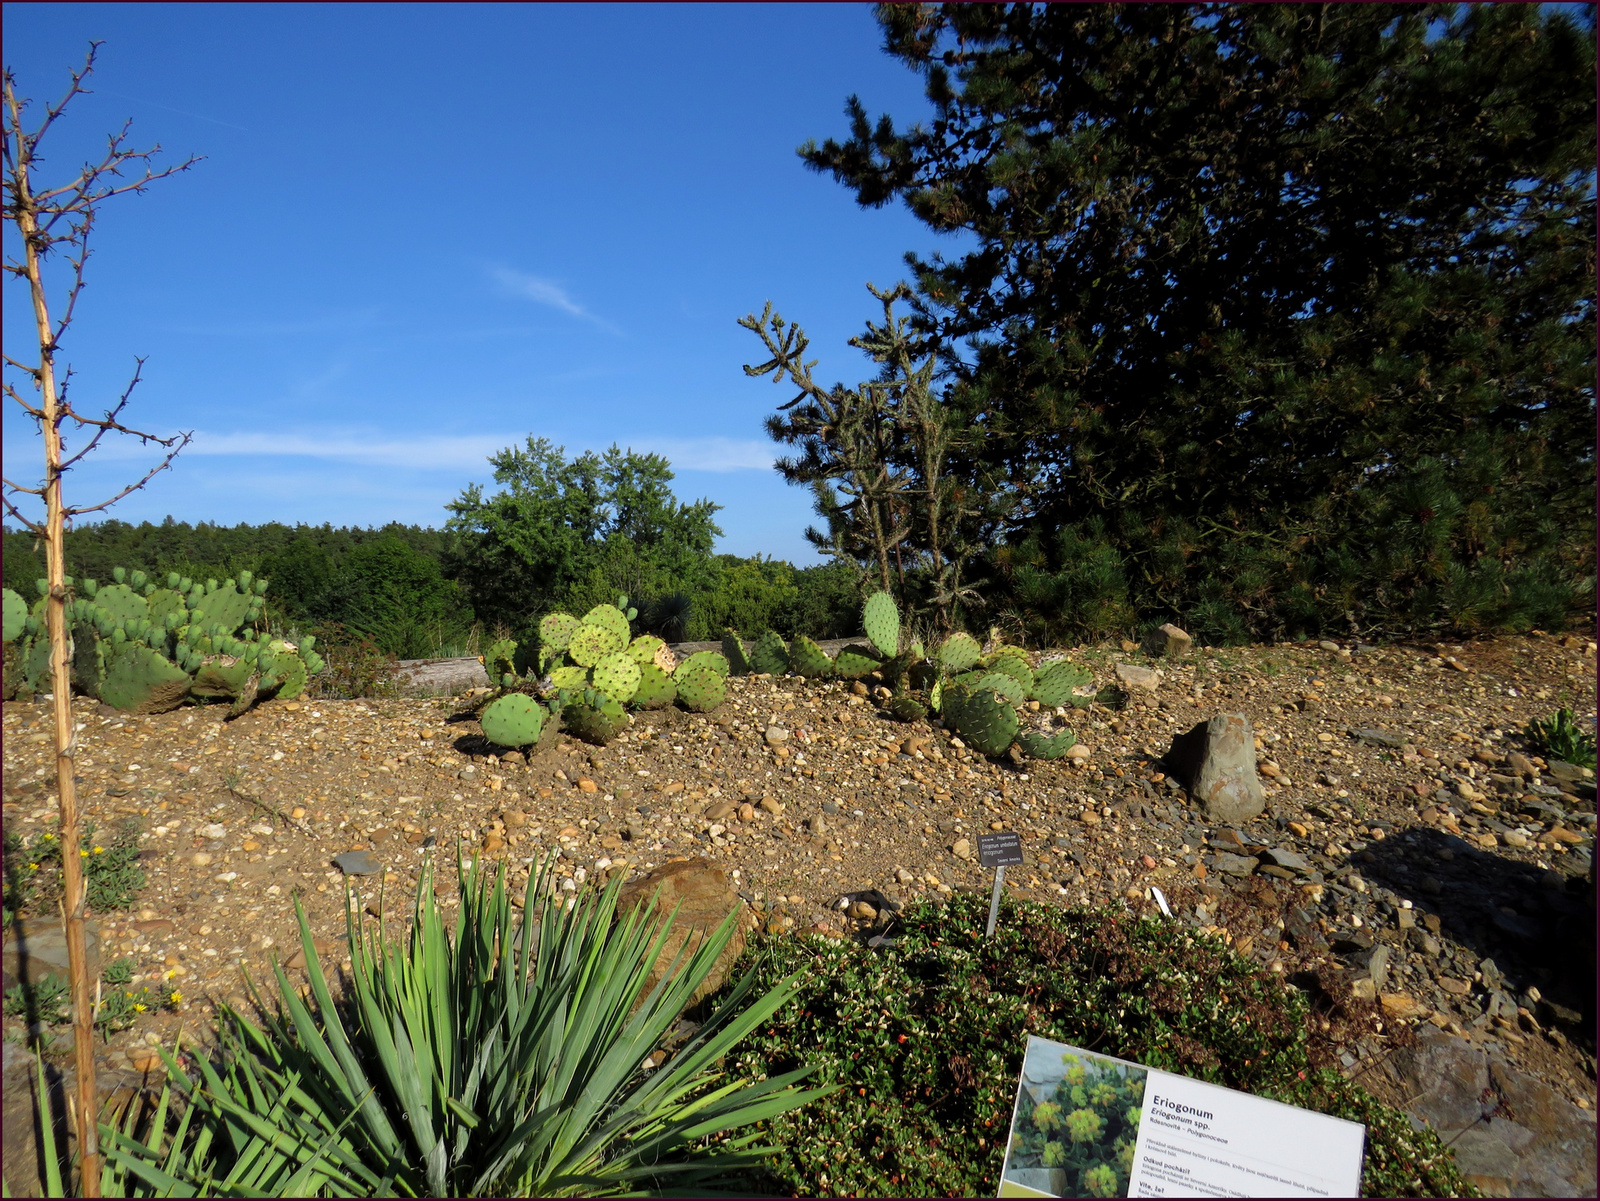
[3,631,1595,1143]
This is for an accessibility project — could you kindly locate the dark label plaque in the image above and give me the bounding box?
[977,831,1024,868]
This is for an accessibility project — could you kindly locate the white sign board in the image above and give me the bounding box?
[998,1035,1365,1199]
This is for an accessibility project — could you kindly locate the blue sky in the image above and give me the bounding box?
[3,3,972,564]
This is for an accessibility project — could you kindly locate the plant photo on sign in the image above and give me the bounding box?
[1001,1039,1146,1199]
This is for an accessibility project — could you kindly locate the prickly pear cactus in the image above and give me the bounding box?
[100,644,191,715]
[626,634,666,667]
[986,650,1035,696]
[481,693,546,748]
[678,650,730,679]
[948,687,1020,757]
[562,688,627,745]
[568,621,619,668]
[936,632,982,673]
[191,658,254,699]
[486,637,519,682]
[832,644,883,680]
[721,630,752,676]
[1019,728,1078,760]
[975,670,1028,707]
[539,612,582,655]
[631,662,677,709]
[673,656,727,713]
[1033,659,1093,708]
[581,603,632,648]
[3,588,26,644]
[862,590,900,658]
[549,664,589,690]
[590,652,642,703]
[886,693,928,722]
[787,635,834,679]
[748,630,788,676]
[190,581,256,633]
[90,583,148,625]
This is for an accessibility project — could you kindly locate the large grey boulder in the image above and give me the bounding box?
[1166,713,1266,824]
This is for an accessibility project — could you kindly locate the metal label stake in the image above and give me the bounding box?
[977,831,1024,938]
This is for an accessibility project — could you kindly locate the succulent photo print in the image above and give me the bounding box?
[1000,1036,1147,1198]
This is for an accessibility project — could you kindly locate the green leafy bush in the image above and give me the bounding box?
[100,855,832,1196]
[725,893,1468,1198]
[1525,707,1598,770]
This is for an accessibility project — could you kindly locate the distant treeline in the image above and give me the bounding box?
[1,512,862,660]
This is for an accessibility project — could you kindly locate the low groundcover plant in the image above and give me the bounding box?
[722,891,1470,1198]
[85,853,831,1197]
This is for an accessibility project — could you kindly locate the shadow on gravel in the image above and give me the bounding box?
[1356,827,1595,1040]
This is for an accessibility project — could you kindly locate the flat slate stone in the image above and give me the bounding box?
[1260,846,1312,872]
[332,850,383,876]
[1211,852,1258,877]
[1352,727,1406,748]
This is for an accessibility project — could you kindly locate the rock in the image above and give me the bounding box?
[1260,846,1311,873]
[737,802,756,823]
[502,809,527,827]
[2,917,101,985]
[1353,728,1406,749]
[764,725,790,746]
[1547,760,1591,785]
[807,815,828,837]
[848,900,878,922]
[1166,714,1266,824]
[576,777,598,793]
[758,797,785,816]
[1506,751,1537,777]
[1381,992,1426,1020]
[1115,663,1163,693]
[190,852,213,867]
[332,850,382,876]
[1211,852,1258,877]
[1142,623,1193,658]
[197,823,227,840]
[705,800,737,822]
[952,838,972,860]
[615,859,746,1010]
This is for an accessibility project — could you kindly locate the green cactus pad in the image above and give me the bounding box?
[481,693,546,748]
[1019,728,1078,761]
[986,651,1035,696]
[975,670,1028,706]
[744,630,785,675]
[862,590,900,658]
[878,651,915,691]
[936,632,982,672]
[23,635,53,692]
[673,666,725,713]
[191,658,254,699]
[949,688,1020,757]
[929,677,945,715]
[590,652,642,703]
[631,662,677,709]
[567,621,620,667]
[562,689,627,745]
[539,612,582,654]
[721,630,752,676]
[1032,659,1094,708]
[676,650,730,679]
[2,588,25,643]
[486,637,519,681]
[549,664,590,690]
[92,583,148,625]
[190,581,252,633]
[99,644,191,715]
[832,643,883,680]
[626,634,666,666]
[886,693,928,722]
[787,635,834,678]
[581,603,632,647]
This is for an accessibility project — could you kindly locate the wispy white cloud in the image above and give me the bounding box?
[619,436,776,472]
[488,266,622,335]
[13,428,778,476]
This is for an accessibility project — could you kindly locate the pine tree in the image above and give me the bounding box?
[803,3,1596,638]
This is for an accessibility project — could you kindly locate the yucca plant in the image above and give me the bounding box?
[92,853,831,1196]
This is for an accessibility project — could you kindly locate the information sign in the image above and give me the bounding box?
[977,831,1024,867]
[998,1034,1365,1198]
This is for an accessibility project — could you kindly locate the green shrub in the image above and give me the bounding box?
[99,855,832,1196]
[1525,707,1598,770]
[3,819,145,920]
[724,893,1469,1198]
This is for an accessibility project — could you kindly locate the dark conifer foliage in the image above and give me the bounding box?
[800,3,1595,639]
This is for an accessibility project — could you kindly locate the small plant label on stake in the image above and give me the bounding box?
[978,831,1023,938]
